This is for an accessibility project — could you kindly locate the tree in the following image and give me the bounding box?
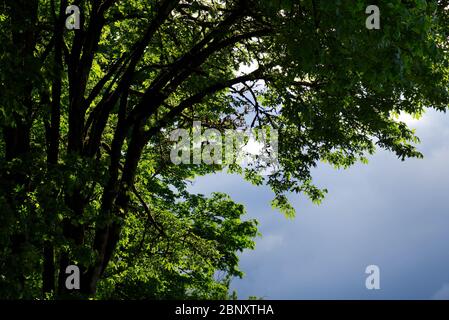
[0,0,448,299]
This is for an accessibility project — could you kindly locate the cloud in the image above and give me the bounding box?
[432,284,449,300]
[189,109,449,299]
[256,234,284,253]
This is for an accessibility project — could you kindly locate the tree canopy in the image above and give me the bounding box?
[0,0,448,299]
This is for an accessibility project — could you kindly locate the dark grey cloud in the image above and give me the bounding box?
[189,110,449,299]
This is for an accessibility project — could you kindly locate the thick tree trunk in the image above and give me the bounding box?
[2,0,38,296]
[84,120,148,295]
[43,0,66,295]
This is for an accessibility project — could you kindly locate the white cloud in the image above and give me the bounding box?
[397,112,421,126]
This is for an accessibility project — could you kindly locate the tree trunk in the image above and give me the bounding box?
[2,0,38,296]
[43,0,66,295]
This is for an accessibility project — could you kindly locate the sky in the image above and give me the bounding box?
[189,109,449,300]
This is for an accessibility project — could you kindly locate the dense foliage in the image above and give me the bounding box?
[0,0,448,299]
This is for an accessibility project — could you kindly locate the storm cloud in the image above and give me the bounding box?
[190,110,449,299]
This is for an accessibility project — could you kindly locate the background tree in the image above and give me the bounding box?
[0,0,448,298]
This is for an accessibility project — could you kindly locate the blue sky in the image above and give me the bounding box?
[189,109,449,299]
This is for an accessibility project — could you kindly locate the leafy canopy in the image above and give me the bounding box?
[0,0,448,298]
